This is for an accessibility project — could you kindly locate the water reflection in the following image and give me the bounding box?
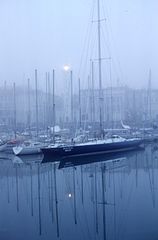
[0,145,158,239]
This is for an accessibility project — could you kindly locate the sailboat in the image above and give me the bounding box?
[41,136,142,159]
[41,0,143,159]
[12,141,44,155]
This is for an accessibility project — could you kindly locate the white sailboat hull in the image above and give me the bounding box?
[13,146,41,156]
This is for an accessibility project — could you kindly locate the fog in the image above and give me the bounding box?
[0,0,158,93]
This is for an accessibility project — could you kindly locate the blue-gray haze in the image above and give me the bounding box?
[0,0,157,93]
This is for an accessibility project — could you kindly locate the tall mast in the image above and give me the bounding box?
[91,61,95,129]
[35,69,39,137]
[110,59,113,129]
[88,75,92,124]
[13,82,17,138]
[97,0,103,135]
[70,70,73,125]
[78,77,82,129]
[28,78,31,136]
[52,69,55,143]
[4,81,7,127]
[48,72,51,126]
[45,72,48,133]
[148,69,152,121]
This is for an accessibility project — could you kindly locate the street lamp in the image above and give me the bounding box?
[63,64,70,72]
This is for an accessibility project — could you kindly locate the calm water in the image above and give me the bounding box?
[0,144,158,240]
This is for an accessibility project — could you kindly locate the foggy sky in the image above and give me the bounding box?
[0,0,157,93]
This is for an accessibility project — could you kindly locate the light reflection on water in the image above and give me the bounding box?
[0,145,158,240]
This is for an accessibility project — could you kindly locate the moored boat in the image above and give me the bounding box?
[13,141,44,156]
[4,139,23,153]
[41,135,143,159]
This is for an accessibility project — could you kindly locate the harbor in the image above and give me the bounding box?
[0,0,157,239]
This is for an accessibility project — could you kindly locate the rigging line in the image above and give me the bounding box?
[80,83,91,133]
[79,24,94,89]
[78,30,98,133]
[81,29,97,84]
[102,25,125,87]
[62,73,71,125]
[101,0,125,86]
[78,7,99,91]
[103,28,125,87]
[101,23,112,58]
[90,28,98,63]
[102,22,120,80]
[77,1,95,78]
[91,0,96,23]
[82,1,96,67]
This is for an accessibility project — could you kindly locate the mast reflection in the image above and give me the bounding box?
[0,146,157,240]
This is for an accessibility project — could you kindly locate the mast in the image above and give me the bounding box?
[110,59,113,129]
[28,78,31,136]
[97,0,103,136]
[78,77,82,130]
[52,69,55,143]
[147,69,152,122]
[13,82,17,139]
[45,72,48,135]
[35,69,39,137]
[4,81,7,128]
[88,74,92,125]
[91,61,95,130]
[48,72,51,126]
[113,161,116,240]
[70,70,73,126]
